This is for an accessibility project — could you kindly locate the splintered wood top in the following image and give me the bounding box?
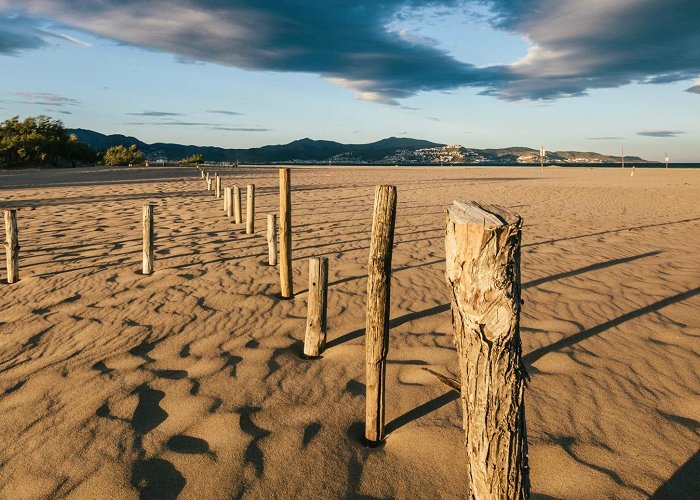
[447,200,520,227]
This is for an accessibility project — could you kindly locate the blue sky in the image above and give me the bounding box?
[1,1,699,161]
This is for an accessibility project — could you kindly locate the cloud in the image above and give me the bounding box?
[0,15,48,54]
[126,110,185,117]
[208,126,270,132]
[3,1,700,102]
[16,91,79,106]
[637,130,686,138]
[125,120,221,126]
[206,110,244,116]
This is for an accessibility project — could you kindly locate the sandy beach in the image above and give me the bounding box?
[0,165,698,499]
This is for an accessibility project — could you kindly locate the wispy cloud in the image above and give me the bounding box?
[206,110,244,116]
[16,91,79,107]
[126,120,221,126]
[4,1,700,102]
[208,126,270,132]
[637,130,686,138]
[126,110,184,117]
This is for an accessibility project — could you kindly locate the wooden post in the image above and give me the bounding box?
[365,185,397,444]
[200,168,204,179]
[142,204,155,275]
[267,214,277,266]
[303,257,329,357]
[279,168,293,298]
[4,210,19,284]
[246,184,255,234]
[215,174,221,199]
[206,178,212,191]
[445,200,529,500]
[224,187,233,217]
[233,185,242,224]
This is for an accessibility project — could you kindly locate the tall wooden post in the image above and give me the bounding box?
[224,187,233,217]
[233,185,242,224]
[142,204,155,275]
[279,168,293,298]
[200,168,204,179]
[267,214,277,266]
[365,185,397,444]
[4,210,19,284]
[246,184,255,234]
[215,174,222,198]
[304,257,329,357]
[445,200,529,500]
[206,178,212,191]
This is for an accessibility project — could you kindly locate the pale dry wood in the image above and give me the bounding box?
[267,213,277,266]
[246,184,255,234]
[234,185,242,224]
[200,168,204,179]
[224,187,233,216]
[142,204,155,275]
[279,168,293,298]
[445,200,529,500]
[303,257,329,357]
[421,367,461,392]
[215,174,221,199]
[365,184,397,443]
[206,178,212,191]
[4,210,19,284]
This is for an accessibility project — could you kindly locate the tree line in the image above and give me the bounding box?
[1,115,204,168]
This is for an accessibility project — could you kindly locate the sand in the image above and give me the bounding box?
[0,165,698,499]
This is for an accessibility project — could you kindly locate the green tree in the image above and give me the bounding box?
[179,153,204,164]
[102,144,144,166]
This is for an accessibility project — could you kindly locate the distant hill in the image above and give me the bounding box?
[68,129,653,165]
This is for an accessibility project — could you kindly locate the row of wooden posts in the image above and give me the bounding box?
[3,165,528,499]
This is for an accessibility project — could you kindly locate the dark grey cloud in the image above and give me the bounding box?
[637,130,686,138]
[126,110,185,117]
[3,1,700,102]
[686,84,700,94]
[208,126,270,132]
[206,110,244,116]
[0,15,47,54]
[16,91,79,106]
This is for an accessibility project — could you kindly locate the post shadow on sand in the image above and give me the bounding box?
[524,285,700,365]
[650,449,700,499]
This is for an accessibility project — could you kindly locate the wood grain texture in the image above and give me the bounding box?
[4,210,19,284]
[234,185,242,224]
[267,214,277,266]
[246,184,255,234]
[304,256,328,357]
[224,187,233,217]
[142,204,155,275]
[445,200,529,500]
[365,184,397,443]
[279,168,293,298]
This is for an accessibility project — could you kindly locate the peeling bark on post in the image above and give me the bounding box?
[365,185,397,444]
[142,204,155,275]
[4,209,19,284]
[234,185,242,224]
[267,214,277,266]
[246,184,255,234]
[303,256,329,357]
[279,168,293,298]
[445,200,529,500]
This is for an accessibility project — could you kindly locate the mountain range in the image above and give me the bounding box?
[68,129,652,165]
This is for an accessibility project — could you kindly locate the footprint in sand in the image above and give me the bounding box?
[239,406,271,478]
[222,353,243,378]
[166,435,211,455]
[131,383,168,435]
[131,458,185,500]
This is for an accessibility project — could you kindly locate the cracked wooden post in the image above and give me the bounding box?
[445,200,529,500]
[224,187,233,216]
[267,214,277,266]
[142,204,155,275]
[246,184,255,234]
[4,209,19,284]
[233,185,242,224]
[303,256,328,357]
[279,168,293,298]
[215,174,222,198]
[365,184,397,444]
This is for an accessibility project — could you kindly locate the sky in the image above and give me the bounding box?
[1,0,699,161]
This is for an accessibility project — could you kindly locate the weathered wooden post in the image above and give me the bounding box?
[303,257,329,357]
[224,187,233,217]
[206,177,212,191]
[233,185,242,224]
[200,168,205,179]
[279,168,293,298]
[246,184,255,234]
[267,214,277,266]
[445,200,529,499]
[142,204,155,275]
[365,185,397,444]
[215,174,221,198]
[4,209,19,284]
